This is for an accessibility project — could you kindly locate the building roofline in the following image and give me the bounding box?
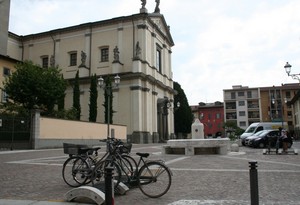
[8,13,174,46]
[0,54,20,63]
[259,83,300,90]
[224,83,300,92]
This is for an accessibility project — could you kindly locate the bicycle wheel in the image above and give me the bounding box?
[62,156,90,187]
[121,155,138,175]
[82,156,97,185]
[91,160,122,190]
[137,161,172,198]
[118,155,136,177]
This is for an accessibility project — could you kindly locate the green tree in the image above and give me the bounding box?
[57,76,65,111]
[3,60,66,113]
[89,74,98,122]
[223,121,245,140]
[173,81,194,138]
[0,101,29,116]
[73,70,81,120]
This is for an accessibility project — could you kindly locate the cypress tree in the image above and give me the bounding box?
[73,71,81,120]
[89,74,98,122]
[57,75,65,111]
[174,81,194,137]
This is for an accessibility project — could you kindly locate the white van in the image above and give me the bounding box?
[240,122,287,145]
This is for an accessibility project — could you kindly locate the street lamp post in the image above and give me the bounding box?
[98,75,120,139]
[166,100,180,112]
[284,62,300,82]
[162,98,180,140]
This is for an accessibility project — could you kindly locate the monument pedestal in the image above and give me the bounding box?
[162,138,230,155]
[191,118,204,139]
[162,118,231,155]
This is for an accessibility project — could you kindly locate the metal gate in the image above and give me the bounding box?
[0,115,31,150]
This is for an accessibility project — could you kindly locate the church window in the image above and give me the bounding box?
[156,45,162,73]
[100,47,109,62]
[69,51,77,66]
[41,56,49,68]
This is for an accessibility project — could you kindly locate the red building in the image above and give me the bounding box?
[192,102,224,138]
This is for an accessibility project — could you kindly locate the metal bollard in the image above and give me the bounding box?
[249,161,259,205]
[105,164,114,205]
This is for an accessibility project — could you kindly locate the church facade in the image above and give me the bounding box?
[6,4,175,143]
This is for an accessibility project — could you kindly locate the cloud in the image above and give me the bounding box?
[8,0,300,105]
[168,0,300,104]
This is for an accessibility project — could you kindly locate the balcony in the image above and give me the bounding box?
[247,104,259,109]
[226,113,237,120]
[225,102,236,110]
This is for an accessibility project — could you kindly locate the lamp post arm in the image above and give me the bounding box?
[284,62,300,83]
[289,74,300,83]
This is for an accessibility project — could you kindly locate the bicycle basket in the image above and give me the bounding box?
[119,143,132,154]
[63,143,89,155]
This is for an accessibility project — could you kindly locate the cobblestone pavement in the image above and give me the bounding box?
[0,142,299,205]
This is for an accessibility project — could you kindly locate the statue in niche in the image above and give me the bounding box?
[79,51,87,67]
[141,0,146,8]
[113,46,120,62]
[135,41,141,59]
[154,0,160,13]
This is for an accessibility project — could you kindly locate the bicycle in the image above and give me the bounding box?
[113,151,172,198]
[62,143,101,187]
[62,139,135,188]
[89,138,136,189]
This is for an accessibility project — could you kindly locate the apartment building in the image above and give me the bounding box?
[0,55,18,103]
[289,90,300,138]
[198,102,224,137]
[190,102,224,137]
[223,84,299,131]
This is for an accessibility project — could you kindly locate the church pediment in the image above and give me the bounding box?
[148,14,174,46]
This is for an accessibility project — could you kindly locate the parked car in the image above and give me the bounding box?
[240,122,288,146]
[245,130,293,148]
[244,130,271,147]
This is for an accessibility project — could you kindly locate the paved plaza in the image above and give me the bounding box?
[0,142,299,205]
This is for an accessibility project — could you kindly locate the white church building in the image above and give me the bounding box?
[3,0,176,143]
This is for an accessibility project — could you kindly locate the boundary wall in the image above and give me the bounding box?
[31,110,127,149]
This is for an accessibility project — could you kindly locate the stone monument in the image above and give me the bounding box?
[163,118,230,155]
[191,118,204,139]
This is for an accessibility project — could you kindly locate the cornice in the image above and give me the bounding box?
[8,13,174,47]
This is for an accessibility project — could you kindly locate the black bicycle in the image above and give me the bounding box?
[62,139,135,188]
[112,151,172,198]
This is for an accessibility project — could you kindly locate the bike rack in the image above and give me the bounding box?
[65,182,129,205]
[65,186,105,205]
[115,182,130,195]
[263,148,298,155]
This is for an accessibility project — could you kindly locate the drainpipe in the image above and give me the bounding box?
[21,38,24,61]
[89,25,92,76]
[132,18,135,58]
[50,34,56,66]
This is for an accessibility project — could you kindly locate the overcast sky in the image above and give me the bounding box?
[8,0,300,105]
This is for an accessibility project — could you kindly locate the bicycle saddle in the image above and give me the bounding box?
[80,146,101,153]
[136,152,149,158]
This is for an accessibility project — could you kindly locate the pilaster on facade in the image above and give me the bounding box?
[0,0,10,56]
